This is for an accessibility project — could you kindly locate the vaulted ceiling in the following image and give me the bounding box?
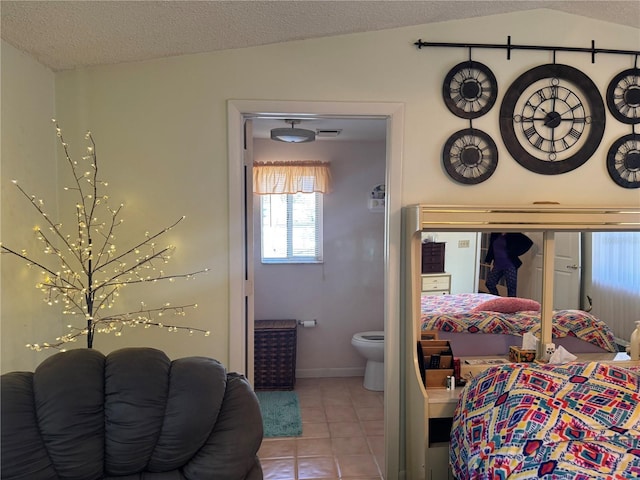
[2,1,638,72]
[3,1,637,141]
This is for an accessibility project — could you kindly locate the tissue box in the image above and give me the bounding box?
[509,346,536,362]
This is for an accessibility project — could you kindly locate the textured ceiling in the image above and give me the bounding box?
[3,1,638,141]
[1,1,639,72]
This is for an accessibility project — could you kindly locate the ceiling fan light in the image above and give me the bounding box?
[270,120,316,143]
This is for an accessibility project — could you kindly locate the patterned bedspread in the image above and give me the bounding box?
[421,293,617,353]
[450,363,640,479]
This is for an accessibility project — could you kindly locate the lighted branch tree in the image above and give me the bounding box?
[1,121,210,351]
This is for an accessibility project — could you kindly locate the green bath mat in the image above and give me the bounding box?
[255,391,303,438]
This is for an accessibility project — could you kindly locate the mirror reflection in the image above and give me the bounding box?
[419,231,640,357]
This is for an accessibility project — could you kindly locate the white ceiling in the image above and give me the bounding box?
[2,1,639,72]
[2,1,638,141]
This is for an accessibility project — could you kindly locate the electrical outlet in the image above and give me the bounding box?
[458,240,470,248]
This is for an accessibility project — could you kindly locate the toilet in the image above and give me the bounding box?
[351,331,384,391]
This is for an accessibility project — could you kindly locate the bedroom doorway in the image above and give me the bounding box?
[227,99,404,480]
[531,232,581,309]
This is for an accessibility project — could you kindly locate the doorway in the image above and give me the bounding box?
[531,232,581,309]
[227,100,404,479]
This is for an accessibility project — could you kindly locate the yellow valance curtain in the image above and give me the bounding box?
[253,161,332,194]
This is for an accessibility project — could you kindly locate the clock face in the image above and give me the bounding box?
[442,128,498,184]
[442,61,498,119]
[606,68,640,124]
[607,134,640,189]
[500,64,606,175]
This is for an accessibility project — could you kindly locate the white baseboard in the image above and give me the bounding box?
[296,367,365,378]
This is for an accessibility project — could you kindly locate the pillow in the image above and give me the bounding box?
[470,297,541,313]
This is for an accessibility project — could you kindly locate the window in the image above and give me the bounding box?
[253,160,330,264]
[590,231,640,340]
[260,192,323,263]
[592,231,640,295]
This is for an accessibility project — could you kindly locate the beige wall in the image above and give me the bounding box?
[2,9,639,372]
[1,42,59,372]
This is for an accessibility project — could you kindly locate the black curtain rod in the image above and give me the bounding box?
[414,37,640,63]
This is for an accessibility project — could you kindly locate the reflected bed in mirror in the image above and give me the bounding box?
[422,229,639,353]
[419,292,616,357]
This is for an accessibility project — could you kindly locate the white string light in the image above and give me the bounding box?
[4,121,211,350]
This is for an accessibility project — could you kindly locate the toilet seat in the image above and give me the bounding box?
[352,331,384,344]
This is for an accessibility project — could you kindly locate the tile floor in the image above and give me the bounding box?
[258,376,385,480]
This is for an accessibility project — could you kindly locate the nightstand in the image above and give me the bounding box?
[421,273,451,295]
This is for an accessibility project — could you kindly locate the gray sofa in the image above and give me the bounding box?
[1,347,263,479]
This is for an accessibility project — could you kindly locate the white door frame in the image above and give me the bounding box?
[228,99,404,479]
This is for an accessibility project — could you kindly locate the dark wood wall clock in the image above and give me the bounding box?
[607,134,640,188]
[442,61,498,119]
[499,63,606,175]
[606,68,640,124]
[442,128,498,184]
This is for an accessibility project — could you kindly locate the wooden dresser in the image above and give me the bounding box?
[421,241,445,273]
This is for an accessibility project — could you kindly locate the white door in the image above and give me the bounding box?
[531,232,581,309]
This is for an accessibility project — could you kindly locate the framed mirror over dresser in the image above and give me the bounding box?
[402,204,640,480]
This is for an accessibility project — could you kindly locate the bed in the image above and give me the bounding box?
[421,293,618,356]
[450,362,640,479]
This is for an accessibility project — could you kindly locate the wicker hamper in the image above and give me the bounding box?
[254,319,297,390]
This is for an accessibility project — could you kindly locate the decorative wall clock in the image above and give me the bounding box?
[442,128,498,184]
[442,61,498,119]
[607,134,640,188]
[499,63,606,175]
[606,68,640,124]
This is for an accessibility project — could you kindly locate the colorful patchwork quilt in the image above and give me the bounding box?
[421,293,617,353]
[450,363,640,479]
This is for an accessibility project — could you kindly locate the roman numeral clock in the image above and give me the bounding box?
[606,67,640,188]
[441,61,499,184]
[499,63,606,175]
[419,38,640,187]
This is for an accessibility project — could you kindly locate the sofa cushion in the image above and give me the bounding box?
[34,348,106,480]
[1,372,59,479]
[1,347,263,480]
[146,356,227,472]
[185,373,263,478]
